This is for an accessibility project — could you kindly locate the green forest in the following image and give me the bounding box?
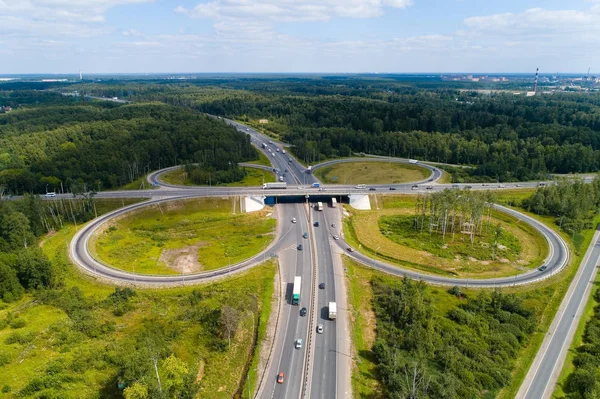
[0,90,258,194]
[49,76,600,182]
[5,78,600,185]
[371,277,535,398]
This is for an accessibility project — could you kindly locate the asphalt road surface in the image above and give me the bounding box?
[309,204,337,399]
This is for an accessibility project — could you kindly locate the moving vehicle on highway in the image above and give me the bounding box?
[291,217,296,223]
[45,192,56,197]
[314,221,319,227]
[333,235,339,240]
[303,232,308,239]
[319,283,325,289]
[411,185,419,190]
[295,339,303,349]
[277,372,285,384]
[292,276,301,305]
[297,244,303,251]
[331,198,337,208]
[347,247,354,252]
[317,202,323,211]
[263,182,287,189]
[538,265,548,271]
[300,307,307,317]
[369,187,376,191]
[317,324,324,334]
[328,302,337,320]
[355,184,366,189]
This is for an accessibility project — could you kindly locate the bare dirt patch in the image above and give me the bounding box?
[158,243,205,273]
[196,360,205,382]
[38,231,57,247]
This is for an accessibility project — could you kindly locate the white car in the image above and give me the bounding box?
[295,339,303,349]
[333,235,339,240]
[45,192,56,197]
[317,324,323,334]
[292,218,297,223]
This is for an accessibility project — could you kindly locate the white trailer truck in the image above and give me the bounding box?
[328,302,337,320]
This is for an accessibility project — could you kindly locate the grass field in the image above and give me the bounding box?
[314,161,430,184]
[161,166,275,187]
[118,175,157,190]
[344,195,548,278]
[91,197,276,275]
[245,152,272,167]
[0,213,277,398]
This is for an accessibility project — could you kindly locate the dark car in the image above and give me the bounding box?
[538,265,548,272]
[369,187,376,191]
[347,247,355,252]
[300,307,307,316]
[314,221,319,227]
[297,244,303,251]
[389,187,396,191]
[319,283,325,289]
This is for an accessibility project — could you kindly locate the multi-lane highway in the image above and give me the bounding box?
[62,115,595,399]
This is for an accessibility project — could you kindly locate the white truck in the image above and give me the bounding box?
[292,276,302,305]
[328,302,337,320]
[263,182,287,189]
[331,198,337,208]
[307,165,312,173]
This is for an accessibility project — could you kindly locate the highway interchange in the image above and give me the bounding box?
[62,117,600,399]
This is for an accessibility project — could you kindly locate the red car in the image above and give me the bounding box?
[277,372,285,384]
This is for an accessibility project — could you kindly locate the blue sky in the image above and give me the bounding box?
[1,0,599,74]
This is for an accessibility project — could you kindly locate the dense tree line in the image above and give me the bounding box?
[522,179,600,234]
[195,91,600,180]
[32,78,600,180]
[563,289,600,398]
[0,93,258,194]
[371,277,534,398]
[86,79,600,181]
[183,162,248,185]
[0,199,55,302]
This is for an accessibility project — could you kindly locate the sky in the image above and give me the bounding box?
[1,0,599,74]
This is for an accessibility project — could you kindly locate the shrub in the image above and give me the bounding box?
[9,318,26,329]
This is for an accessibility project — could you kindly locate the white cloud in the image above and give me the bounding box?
[177,0,413,22]
[122,28,142,36]
[0,0,153,38]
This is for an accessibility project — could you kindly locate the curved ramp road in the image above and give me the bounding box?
[69,196,289,286]
[337,204,570,288]
[311,156,443,184]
